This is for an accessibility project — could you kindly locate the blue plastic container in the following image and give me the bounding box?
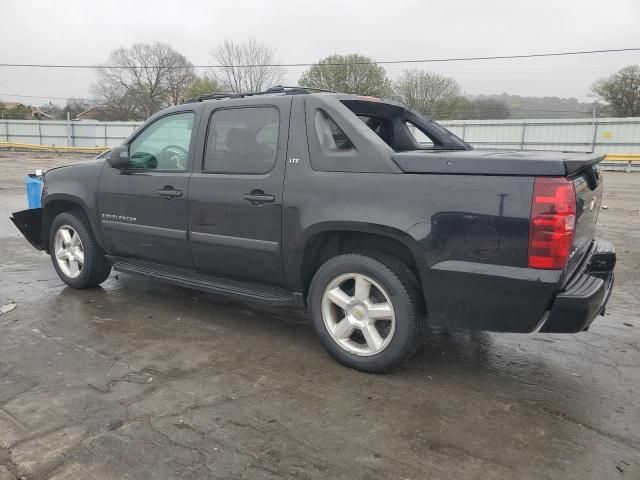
[26,175,44,209]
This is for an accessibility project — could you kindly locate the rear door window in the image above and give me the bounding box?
[204,107,279,174]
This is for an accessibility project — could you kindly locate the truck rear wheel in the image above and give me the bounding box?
[49,211,111,289]
[308,253,425,373]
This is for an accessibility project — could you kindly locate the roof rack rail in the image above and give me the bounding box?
[266,85,337,94]
[184,85,336,103]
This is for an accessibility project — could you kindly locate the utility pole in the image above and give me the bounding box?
[590,104,599,153]
[66,111,72,147]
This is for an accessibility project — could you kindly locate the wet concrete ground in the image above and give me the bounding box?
[0,153,639,479]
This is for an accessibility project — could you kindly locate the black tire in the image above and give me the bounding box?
[49,211,112,289]
[308,253,425,373]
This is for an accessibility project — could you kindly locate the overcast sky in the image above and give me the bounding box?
[1,0,639,105]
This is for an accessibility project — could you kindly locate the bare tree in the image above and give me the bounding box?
[91,81,140,120]
[61,98,92,120]
[92,42,195,120]
[166,50,196,105]
[590,65,640,117]
[394,70,465,120]
[211,39,284,92]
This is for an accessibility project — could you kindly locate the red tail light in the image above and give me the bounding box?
[528,177,576,269]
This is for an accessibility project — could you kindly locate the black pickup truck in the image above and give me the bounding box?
[11,87,616,372]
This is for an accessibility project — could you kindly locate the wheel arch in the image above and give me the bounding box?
[42,194,104,252]
[296,222,427,300]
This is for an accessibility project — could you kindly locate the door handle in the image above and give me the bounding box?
[243,190,275,205]
[156,186,182,199]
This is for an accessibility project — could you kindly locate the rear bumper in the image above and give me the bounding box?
[539,239,615,333]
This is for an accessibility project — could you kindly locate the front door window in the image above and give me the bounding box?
[129,112,194,171]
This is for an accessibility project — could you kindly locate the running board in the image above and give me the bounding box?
[108,257,302,307]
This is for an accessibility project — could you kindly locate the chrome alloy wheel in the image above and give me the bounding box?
[54,225,84,279]
[321,273,396,356]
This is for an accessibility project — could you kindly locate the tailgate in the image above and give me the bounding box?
[566,164,603,278]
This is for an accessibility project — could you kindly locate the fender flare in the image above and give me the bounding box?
[288,221,427,291]
[42,194,106,251]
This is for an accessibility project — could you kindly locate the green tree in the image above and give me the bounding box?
[393,70,465,120]
[186,75,221,99]
[590,65,640,117]
[299,54,391,97]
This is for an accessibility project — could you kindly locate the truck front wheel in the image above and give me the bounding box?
[49,211,111,289]
[308,253,425,373]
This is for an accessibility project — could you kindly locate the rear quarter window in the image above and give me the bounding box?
[405,121,434,147]
[315,110,354,151]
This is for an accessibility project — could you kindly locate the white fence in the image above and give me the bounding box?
[439,117,640,155]
[0,119,142,148]
[1,117,639,154]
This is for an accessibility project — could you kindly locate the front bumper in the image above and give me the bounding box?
[10,208,44,250]
[539,239,616,333]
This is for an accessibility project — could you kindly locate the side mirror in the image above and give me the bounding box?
[106,146,130,169]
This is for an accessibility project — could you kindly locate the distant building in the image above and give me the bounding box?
[0,101,54,120]
[31,107,54,120]
[1,101,25,110]
[74,106,122,121]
